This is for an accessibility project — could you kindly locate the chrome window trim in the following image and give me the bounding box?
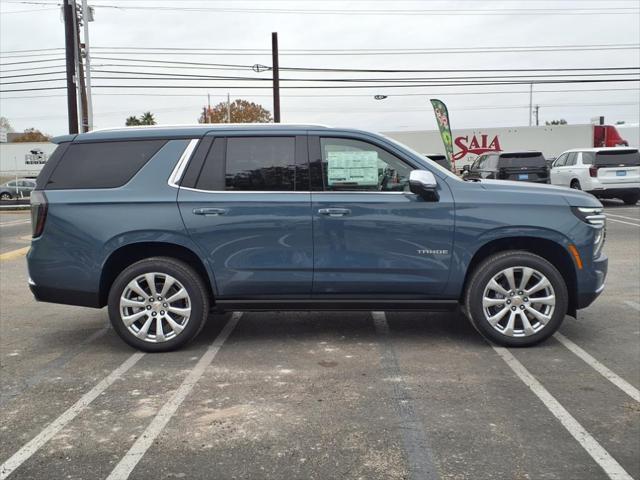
[178,186,408,195]
[167,138,200,188]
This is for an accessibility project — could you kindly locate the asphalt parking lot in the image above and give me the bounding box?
[0,202,638,480]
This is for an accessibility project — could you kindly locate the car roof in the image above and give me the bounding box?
[53,123,334,143]
[561,147,638,153]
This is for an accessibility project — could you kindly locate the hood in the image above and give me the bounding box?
[474,179,602,208]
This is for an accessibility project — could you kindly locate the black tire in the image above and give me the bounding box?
[570,180,581,190]
[464,251,568,347]
[0,192,12,200]
[621,193,639,205]
[108,257,210,352]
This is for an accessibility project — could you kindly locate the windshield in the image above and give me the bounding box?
[378,134,461,180]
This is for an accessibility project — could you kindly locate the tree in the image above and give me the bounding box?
[545,119,568,126]
[199,99,272,124]
[125,112,157,126]
[125,116,141,126]
[0,116,14,133]
[140,111,156,125]
[12,128,51,142]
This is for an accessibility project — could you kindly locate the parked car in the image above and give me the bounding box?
[461,151,549,183]
[28,125,607,352]
[0,178,36,200]
[424,153,451,171]
[549,147,640,205]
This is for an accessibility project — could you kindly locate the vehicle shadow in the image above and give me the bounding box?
[601,199,638,208]
[196,310,488,348]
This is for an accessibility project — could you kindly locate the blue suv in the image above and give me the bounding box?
[28,125,607,351]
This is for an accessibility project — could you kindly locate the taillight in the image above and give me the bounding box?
[30,190,48,238]
[589,166,598,177]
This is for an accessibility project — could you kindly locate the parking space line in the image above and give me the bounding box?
[105,312,242,480]
[0,247,29,261]
[554,333,640,403]
[605,213,640,222]
[372,312,440,480]
[0,352,144,480]
[624,300,640,312]
[493,346,633,480]
[607,218,640,227]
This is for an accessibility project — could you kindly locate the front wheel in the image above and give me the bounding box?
[621,193,639,205]
[108,257,209,352]
[0,192,12,200]
[464,251,568,347]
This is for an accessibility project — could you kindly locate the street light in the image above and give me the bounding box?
[374,95,388,100]
[252,64,271,73]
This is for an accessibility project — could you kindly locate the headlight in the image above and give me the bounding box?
[571,207,606,258]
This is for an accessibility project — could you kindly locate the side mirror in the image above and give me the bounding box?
[409,170,439,201]
[462,165,471,172]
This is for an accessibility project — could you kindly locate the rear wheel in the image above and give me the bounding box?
[464,251,568,347]
[621,193,639,205]
[108,257,209,352]
[570,180,581,190]
[0,192,12,200]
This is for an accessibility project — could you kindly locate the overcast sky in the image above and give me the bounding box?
[1,0,639,136]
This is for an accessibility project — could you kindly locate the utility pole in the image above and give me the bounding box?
[227,92,231,123]
[74,1,88,133]
[271,32,280,123]
[534,105,540,126]
[528,83,533,127]
[81,0,94,131]
[63,0,79,134]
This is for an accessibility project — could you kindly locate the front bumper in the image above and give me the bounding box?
[575,253,608,310]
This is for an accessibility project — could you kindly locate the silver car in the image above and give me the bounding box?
[0,178,36,200]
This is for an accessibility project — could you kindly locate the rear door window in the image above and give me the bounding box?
[226,137,295,191]
[46,140,166,189]
[194,136,300,192]
[594,150,640,167]
[565,152,578,166]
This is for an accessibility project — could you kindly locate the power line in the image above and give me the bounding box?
[35,4,640,15]
[3,77,639,93]
[2,87,638,100]
[0,57,65,66]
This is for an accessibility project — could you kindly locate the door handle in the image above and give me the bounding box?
[318,208,351,217]
[193,207,227,216]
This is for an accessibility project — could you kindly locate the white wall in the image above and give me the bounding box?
[0,142,56,176]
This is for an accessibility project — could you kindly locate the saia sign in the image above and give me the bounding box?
[452,134,501,160]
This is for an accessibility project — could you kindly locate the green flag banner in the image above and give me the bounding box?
[430,99,454,171]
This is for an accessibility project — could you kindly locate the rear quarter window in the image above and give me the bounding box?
[594,150,640,167]
[45,140,166,189]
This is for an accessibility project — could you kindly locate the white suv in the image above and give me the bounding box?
[549,147,640,205]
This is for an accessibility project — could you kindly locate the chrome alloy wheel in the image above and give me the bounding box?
[119,272,191,343]
[482,266,556,338]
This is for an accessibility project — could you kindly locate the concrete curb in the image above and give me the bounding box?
[0,205,30,211]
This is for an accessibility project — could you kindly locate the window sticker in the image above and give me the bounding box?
[326,150,379,186]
